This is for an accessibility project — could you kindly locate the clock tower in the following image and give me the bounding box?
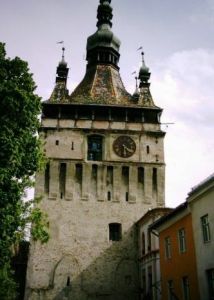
[25,1,165,299]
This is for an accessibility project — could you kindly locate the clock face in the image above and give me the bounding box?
[113,136,136,158]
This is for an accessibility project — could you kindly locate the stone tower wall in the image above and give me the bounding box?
[25,119,165,300]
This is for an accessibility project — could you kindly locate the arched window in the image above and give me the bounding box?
[109,223,122,241]
[87,135,103,161]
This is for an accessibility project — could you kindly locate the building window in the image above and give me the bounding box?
[87,135,103,161]
[109,223,122,241]
[201,214,211,243]
[44,163,50,194]
[167,280,174,300]
[207,269,214,300]
[178,228,186,253]
[107,191,111,201]
[147,230,151,252]
[59,163,66,199]
[152,168,157,191]
[146,145,150,154]
[148,266,153,298]
[182,276,190,300]
[165,236,171,259]
[142,232,146,256]
[142,269,146,296]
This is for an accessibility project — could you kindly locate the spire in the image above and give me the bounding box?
[49,47,69,102]
[137,52,155,107]
[132,76,139,101]
[86,0,121,69]
[56,47,69,83]
[70,0,132,105]
[97,0,113,28]
[138,51,151,88]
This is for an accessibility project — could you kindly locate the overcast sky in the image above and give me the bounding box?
[1,0,214,207]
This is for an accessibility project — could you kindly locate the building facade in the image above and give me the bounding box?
[137,208,171,300]
[151,203,200,300]
[187,174,214,300]
[25,1,166,299]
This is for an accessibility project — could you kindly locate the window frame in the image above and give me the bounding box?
[201,214,211,243]
[165,236,171,259]
[207,268,214,300]
[182,276,190,300]
[109,223,122,242]
[178,228,186,253]
[167,280,174,300]
[87,135,103,161]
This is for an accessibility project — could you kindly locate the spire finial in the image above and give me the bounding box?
[141,51,147,68]
[62,47,65,61]
[135,76,138,90]
[138,51,151,87]
[97,0,113,28]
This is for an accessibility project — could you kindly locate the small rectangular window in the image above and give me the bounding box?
[201,214,211,243]
[207,269,214,299]
[148,266,153,295]
[165,236,171,259]
[147,230,151,252]
[182,276,190,300]
[59,163,66,199]
[56,140,59,145]
[125,192,129,202]
[146,145,150,154]
[178,228,186,253]
[109,223,122,241]
[44,163,50,194]
[167,280,174,300]
[152,168,157,191]
[141,269,146,295]
[88,135,103,161]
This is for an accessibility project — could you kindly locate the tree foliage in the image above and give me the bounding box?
[0,42,49,299]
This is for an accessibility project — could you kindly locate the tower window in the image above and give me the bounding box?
[56,140,59,145]
[109,223,122,241]
[107,191,111,201]
[75,164,82,184]
[152,168,157,191]
[66,276,72,287]
[146,145,150,154]
[125,192,129,202]
[44,163,50,194]
[88,135,103,161]
[59,163,66,199]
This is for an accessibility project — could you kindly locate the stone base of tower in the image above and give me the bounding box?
[25,204,141,300]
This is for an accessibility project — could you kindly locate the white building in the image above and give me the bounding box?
[137,207,171,300]
[187,174,214,300]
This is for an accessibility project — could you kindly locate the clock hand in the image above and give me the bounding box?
[122,144,133,153]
